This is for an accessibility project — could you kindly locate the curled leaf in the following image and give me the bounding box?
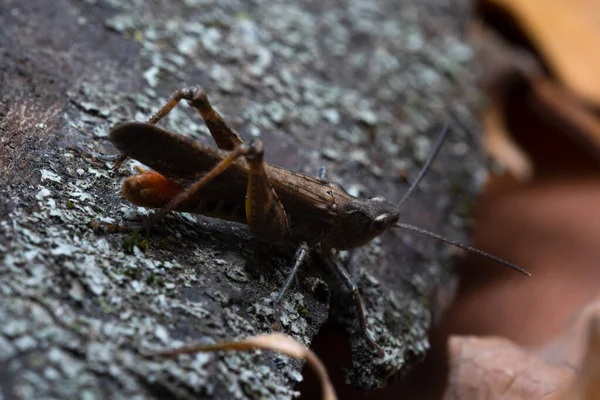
[483,102,534,181]
[532,77,600,152]
[155,333,337,400]
[484,0,600,106]
[474,2,600,180]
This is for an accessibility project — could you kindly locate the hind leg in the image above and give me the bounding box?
[148,86,243,150]
[113,87,244,169]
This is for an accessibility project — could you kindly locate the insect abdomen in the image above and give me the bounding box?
[122,171,182,209]
[122,171,247,223]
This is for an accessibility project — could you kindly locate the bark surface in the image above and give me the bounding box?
[0,0,483,397]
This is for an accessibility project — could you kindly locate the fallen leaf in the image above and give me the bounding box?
[483,0,600,106]
[532,77,600,152]
[482,101,533,181]
[469,21,539,182]
[473,1,600,181]
[444,306,600,399]
[551,317,600,400]
[445,336,572,399]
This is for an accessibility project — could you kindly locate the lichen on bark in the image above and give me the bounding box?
[0,0,484,397]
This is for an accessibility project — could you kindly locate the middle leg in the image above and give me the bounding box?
[323,251,383,355]
[273,243,310,330]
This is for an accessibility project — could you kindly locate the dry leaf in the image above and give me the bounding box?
[532,77,600,152]
[155,333,337,400]
[444,300,600,400]
[550,317,600,400]
[470,21,538,182]
[484,0,600,106]
[445,336,572,399]
[431,175,600,399]
[482,102,533,180]
[473,1,600,181]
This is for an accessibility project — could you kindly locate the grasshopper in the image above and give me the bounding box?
[109,86,529,355]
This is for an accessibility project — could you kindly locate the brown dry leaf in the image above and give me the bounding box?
[482,102,534,181]
[482,74,600,180]
[155,333,337,400]
[485,0,600,106]
[552,318,600,400]
[532,77,600,152]
[470,21,538,182]
[473,1,600,181]
[444,336,572,399]
[444,302,600,400]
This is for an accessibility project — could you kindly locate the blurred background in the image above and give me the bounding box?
[302,0,600,398]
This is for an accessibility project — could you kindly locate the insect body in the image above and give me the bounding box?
[110,86,529,354]
[111,122,397,250]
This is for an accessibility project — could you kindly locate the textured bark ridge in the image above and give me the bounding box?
[0,0,484,397]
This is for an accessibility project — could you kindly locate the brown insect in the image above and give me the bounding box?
[109,86,529,355]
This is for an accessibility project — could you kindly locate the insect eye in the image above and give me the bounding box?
[372,213,390,229]
[372,213,399,231]
[373,214,389,222]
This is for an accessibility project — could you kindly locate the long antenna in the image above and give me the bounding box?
[394,223,531,276]
[397,122,451,213]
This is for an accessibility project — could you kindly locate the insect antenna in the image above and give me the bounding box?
[394,122,530,276]
[393,223,531,276]
[397,122,450,213]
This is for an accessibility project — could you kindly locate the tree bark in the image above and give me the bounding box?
[0,0,484,397]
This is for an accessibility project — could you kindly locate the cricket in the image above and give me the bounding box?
[109,86,530,355]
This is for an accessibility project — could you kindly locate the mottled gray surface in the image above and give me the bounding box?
[0,0,484,398]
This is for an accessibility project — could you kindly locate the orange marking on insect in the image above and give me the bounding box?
[122,171,183,209]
